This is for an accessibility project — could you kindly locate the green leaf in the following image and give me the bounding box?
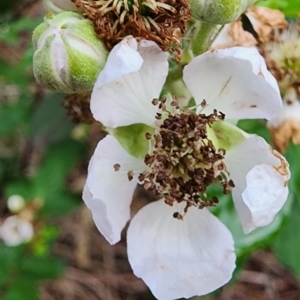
[34,138,86,199]
[0,97,32,136]
[0,18,41,44]
[0,245,24,283]
[258,0,300,18]
[272,193,300,277]
[4,178,35,201]
[30,93,74,143]
[0,57,34,88]
[284,143,300,195]
[41,191,81,216]
[237,119,270,143]
[20,255,65,280]
[2,278,39,300]
[208,185,292,257]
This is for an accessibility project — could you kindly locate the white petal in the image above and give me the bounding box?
[83,135,145,245]
[210,24,232,49]
[217,47,280,95]
[242,164,289,228]
[183,49,282,120]
[225,136,290,233]
[91,37,169,128]
[127,200,236,300]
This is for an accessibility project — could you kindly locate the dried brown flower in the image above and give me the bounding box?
[212,6,287,50]
[71,0,191,54]
[268,88,300,153]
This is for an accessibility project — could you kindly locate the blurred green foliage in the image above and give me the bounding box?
[0,13,88,299]
[258,0,300,17]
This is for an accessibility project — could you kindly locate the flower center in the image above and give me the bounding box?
[139,97,235,219]
[71,0,191,55]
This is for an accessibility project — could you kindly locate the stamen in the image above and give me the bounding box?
[119,10,128,24]
[127,170,134,181]
[143,2,157,12]
[113,163,121,171]
[156,2,177,13]
[146,17,161,32]
[141,97,235,218]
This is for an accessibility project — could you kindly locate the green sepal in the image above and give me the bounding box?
[32,22,47,49]
[109,124,154,159]
[209,120,247,151]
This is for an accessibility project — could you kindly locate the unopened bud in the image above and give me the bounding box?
[7,195,25,213]
[32,12,108,93]
[0,216,34,247]
[190,0,257,24]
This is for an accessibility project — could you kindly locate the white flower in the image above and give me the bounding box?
[85,37,289,300]
[0,216,34,247]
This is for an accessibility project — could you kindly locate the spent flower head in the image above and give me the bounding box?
[211,6,288,50]
[261,21,300,93]
[268,87,300,153]
[71,0,191,53]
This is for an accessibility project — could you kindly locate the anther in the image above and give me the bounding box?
[113,163,121,171]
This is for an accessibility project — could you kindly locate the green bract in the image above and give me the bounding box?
[109,124,155,159]
[209,120,247,151]
[110,117,247,160]
[32,11,108,93]
[189,0,257,24]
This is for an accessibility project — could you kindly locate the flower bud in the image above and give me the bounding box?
[190,0,257,24]
[7,194,25,213]
[32,12,108,93]
[42,0,79,14]
[0,216,34,246]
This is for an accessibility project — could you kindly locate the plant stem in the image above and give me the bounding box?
[192,21,222,56]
